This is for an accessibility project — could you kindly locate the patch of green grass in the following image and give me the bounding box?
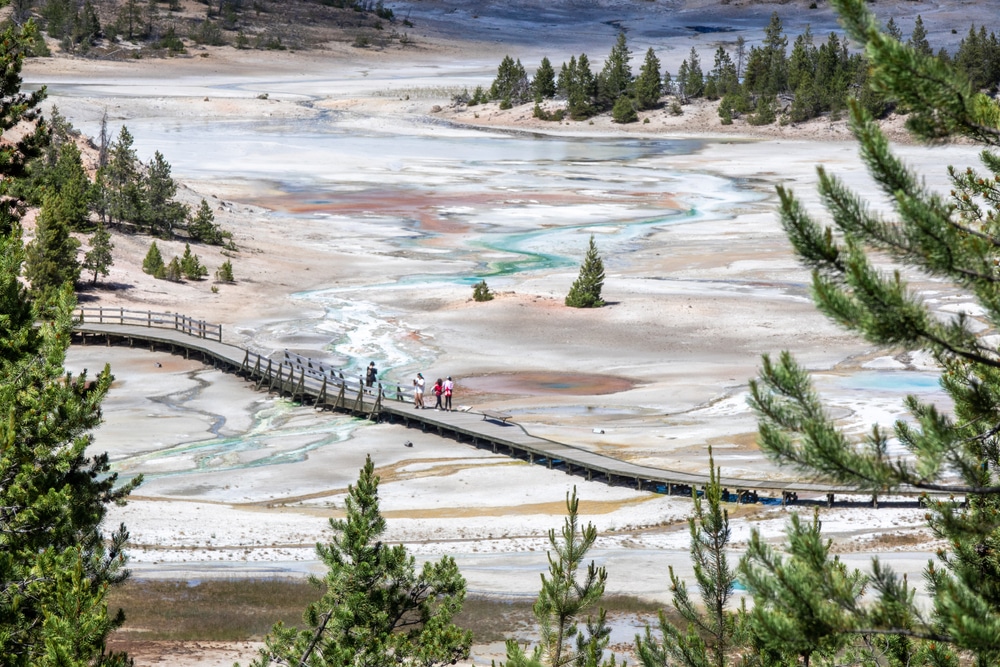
[107,579,666,645]
[108,578,323,641]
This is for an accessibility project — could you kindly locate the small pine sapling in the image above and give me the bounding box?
[142,240,165,278]
[472,279,493,302]
[565,235,605,308]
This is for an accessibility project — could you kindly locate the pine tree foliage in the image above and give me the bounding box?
[143,150,186,237]
[250,455,471,667]
[179,243,207,280]
[533,57,557,100]
[635,48,662,111]
[24,194,82,300]
[500,488,616,667]
[83,223,113,285]
[0,25,141,655]
[187,199,231,246]
[635,453,741,667]
[141,240,164,277]
[491,55,530,106]
[215,259,235,283]
[746,0,1000,663]
[163,255,183,282]
[565,235,605,308]
[598,32,632,110]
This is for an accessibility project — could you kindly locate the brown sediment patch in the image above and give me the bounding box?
[704,432,759,452]
[247,189,680,232]
[462,371,636,396]
[382,494,655,520]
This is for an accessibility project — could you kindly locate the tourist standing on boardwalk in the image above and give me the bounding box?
[432,378,444,410]
[366,362,377,387]
[413,373,425,408]
[443,376,454,411]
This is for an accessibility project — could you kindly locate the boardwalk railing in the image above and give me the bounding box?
[282,350,412,403]
[72,309,948,507]
[76,307,222,342]
[242,349,384,420]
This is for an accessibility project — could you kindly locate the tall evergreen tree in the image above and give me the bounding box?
[683,47,705,98]
[142,150,186,237]
[24,194,82,299]
[499,488,614,667]
[710,46,739,98]
[83,222,114,285]
[908,14,932,57]
[566,53,596,120]
[141,240,164,277]
[490,55,530,106]
[741,513,867,666]
[187,198,229,245]
[635,47,662,110]
[250,455,471,667]
[636,453,742,667]
[532,56,557,100]
[748,0,1000,664]
[565,235,605,308]
[598,31,632,109]
[0,21,139,665]
[46,142,92,230]
[103,126,142,229]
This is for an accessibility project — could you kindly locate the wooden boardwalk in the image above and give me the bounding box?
[72,307,931,507]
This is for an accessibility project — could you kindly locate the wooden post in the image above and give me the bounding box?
[119,306,123,324]
[826,493,835,508]
[148,311,152,328]
[319,377,328,407]
[872,494,878,509]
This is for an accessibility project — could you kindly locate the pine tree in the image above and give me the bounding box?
[215,258,234,283]
[533,56,557,100]
[187,198,230,245]
[565,235,605,308]
[598,31,632,110]
[179,243,207,280]
[143,150,187,237]
[740,513,867,666]
[472,279,492,301]
[83,223,114,285]
[710,46,738,98]
[634,47,662,110]
[747,0,1000,664]
[490,55,530,106]
[103,126,142,229]
[0,22,139,664]
[250,455,471,667]
[46,142,92,230]
[611,95,637,124]
[142,240,165,277]
[500,488,614,667]
[683,47,704,98]
[24,194,82,300]
[636,452,742,667]
[567,53,596,120]
[908,15,932,57]
[164,255,183,282]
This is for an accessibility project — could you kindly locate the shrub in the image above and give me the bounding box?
[565,235,605,308]
[216,259,235,283]
[180,244,208,280]
[472,280,493,302]
[142,241,165,278]
[611,95,638,123]
[164,256,183,282]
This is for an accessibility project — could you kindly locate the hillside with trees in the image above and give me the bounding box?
[7,0,413,57]
[474,12,1000,129]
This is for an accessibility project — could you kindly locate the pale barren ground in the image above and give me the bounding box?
[19,0,1000,664]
